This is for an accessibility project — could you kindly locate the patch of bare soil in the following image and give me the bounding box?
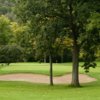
[0,74,97,84]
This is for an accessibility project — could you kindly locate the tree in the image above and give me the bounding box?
[10,22,36,62]
[35,18,64,85]
[0,45,23,65]
[0,0,16,20]
[41,0,100,86]
[15,0,66,85]
[0,15,12,45]
[57,37,73,63]
[81,12,100,72]
[0,15,27,65]
[15,0,100,87]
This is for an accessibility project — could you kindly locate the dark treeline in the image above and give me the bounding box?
[0,0,73,63]
[0,0,99,64]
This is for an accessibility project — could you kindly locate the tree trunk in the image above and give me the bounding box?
[61,50,64,63]
[71,39,80,87]
[68,0,80,87]
[44,53,46,63]
[49,54,53,85]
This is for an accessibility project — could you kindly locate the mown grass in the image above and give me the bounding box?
[0,62,72,76]
[0,80,100,100]
[1,62,100,76]
[0,62,100,100]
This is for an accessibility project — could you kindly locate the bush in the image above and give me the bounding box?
[0,45,23,65]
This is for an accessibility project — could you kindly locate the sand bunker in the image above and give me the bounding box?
[0,73,97,84]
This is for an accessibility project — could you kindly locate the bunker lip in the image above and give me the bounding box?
[0,73,97,84]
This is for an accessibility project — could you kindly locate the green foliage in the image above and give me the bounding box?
[15,0,100,60]
[15,0,69,62]
[0,45,23,64]
[10,21,36,62]
[81,12,100,72]
[0,15,12,45]
[0,0,16,20]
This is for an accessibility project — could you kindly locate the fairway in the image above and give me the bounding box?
[0,81,100,100]
[0,62,100,75]
[0,63,73,76]
[0,62,100,100]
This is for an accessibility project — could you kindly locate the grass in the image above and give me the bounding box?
[0,62,73,76]
[0,62,100,100]
[0,81,100,100]
[1,62,99,76]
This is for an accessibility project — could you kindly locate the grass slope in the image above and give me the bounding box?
[0,63,72,76]
[0,62,99,76]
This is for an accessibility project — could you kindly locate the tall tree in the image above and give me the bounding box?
[35,18,64,85]
[0,15,11,45]
[15,0,65,85]
[10,22,35,62]
[15,0,100,87]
